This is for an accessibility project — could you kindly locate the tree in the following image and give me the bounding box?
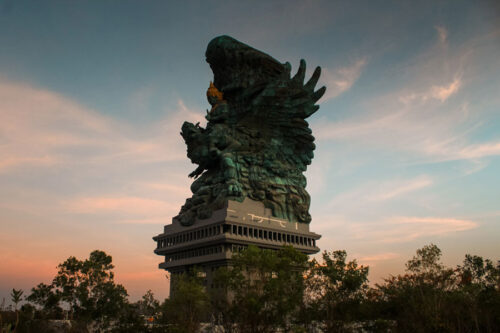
[305,250,369,332]
[160,271,208,333]
[377,244,457,332]
[454,254,500,332]
[26,250,128,329]
[137,289,160,317]
[53,250,128,327]
[458,254,499,289]
[10,289,23,312]
[406,243,444,275]
[373,244,500,332]
[10,289,23,333]
[213,245,309,333]
[26,283,63,319]
[109,302,149,333]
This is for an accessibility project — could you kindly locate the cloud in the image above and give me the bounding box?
[454,142,500,159]
[416,134,500,162]
[0,77,206,173]
[329,175,433,208]
[0,77,204,232]
[312,211,478,245]
[314,82,500,164]
[319,58,367,101]
[435,25,448,44]
[66,196,177,214]
[0,77,203,297]
[0,76,207,259]
[138,182,191,195]
[0,156,58,170]
[359,252,400,262]
[0,78,114,171]
[313,23,500,167]
[399,76,462,104]
[128,86,156,114]
[382,216,478,243]
[368,176,433,201]
[65,196,180,225]
[431,77,461,101]
[347,216,478,244]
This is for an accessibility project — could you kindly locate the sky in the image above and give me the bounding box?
[1,0,499,303]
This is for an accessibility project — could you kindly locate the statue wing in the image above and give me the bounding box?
[250,59,326,170]
[205,35,326,170]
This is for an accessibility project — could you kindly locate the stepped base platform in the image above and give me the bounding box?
[153,198,321,292]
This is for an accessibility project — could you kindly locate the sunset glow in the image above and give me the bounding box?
[1,1,499,303]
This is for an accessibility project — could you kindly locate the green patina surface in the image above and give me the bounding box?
[176,35,326,226]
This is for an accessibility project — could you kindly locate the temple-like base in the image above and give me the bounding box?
[153,198,321,295]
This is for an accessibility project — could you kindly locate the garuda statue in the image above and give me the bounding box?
[177,35,326,226]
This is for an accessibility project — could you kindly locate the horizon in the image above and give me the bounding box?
[1,0,500,303]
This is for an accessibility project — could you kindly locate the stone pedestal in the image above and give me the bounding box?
[153,198,321,294]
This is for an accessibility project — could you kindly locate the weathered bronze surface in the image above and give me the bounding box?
[177,35,326,226]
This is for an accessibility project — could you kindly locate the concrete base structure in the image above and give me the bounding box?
[153,198,321,294]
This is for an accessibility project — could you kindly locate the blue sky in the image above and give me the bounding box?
[1,0,499,301]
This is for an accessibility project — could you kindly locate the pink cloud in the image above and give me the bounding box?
[320,58,367,101]
[311,24,500,166]
[0,78,203,173]
[314,83,500,164]
[65,196,179,224]
[314,214,479,245]
[66,196,171,213]
[0,78,200,302]
[328,175,433,209]
[456,142,500,159]
[431,77,461,102]
[368,176,433,202]
[374,216,478,243]
[140,182,191,194]
[0,78,114,171]
[435,25,448,44]
[0,156,58,170]
[359,252,400,262]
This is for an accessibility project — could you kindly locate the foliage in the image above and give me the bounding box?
[26,283,63,319]
[112,290,162,333]
[25,250,129,330]
[377,244,454,331]
[159,271,208,333]
[5,245,499,332]
[305,250,370,332]
[52,250,128,324]
[109,302,150,333]
[406,243,445,274]
[453,254,500,332]
[213,245,308,333]
[9,290,23,312]
[136,290,160,317]
[377,244,500,332]
[9,289,23,333]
